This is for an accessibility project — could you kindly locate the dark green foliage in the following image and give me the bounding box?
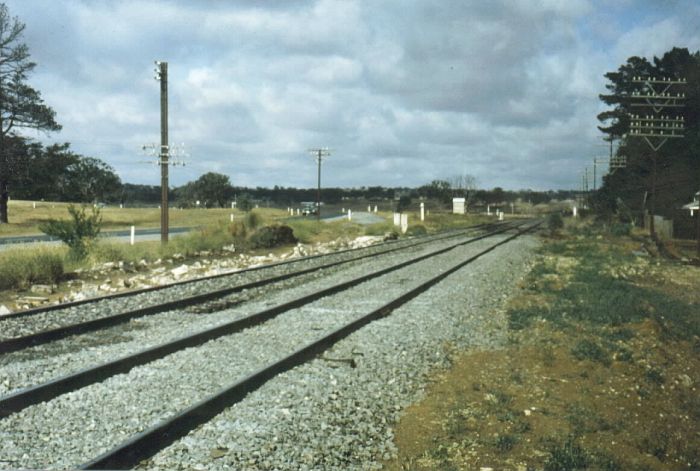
[0,3,61,222]
[244,210,261,229]
[543,438,589,471]
[405,224,428,236]
[645,368,665,385]
[249,224,297,249]
[571,339,611,366]
[396,195,412,213]
[547,213,564,234]
[495,434,518,452]
[238,195,254,212]
[609,222,631,236]
[596,47,700,224]
[508,307,540,330]
[39,205,102,259]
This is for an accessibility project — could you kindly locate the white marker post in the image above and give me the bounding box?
[130,226,135,245]
[400,214,408,234]
[348,209,352,221]
[420,202,425,221]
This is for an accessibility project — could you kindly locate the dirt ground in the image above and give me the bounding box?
[384,229,700,470]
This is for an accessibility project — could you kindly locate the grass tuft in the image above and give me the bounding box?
[0,245,65,290]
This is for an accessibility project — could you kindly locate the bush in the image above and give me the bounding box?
[547,213,564,235]
[39,205,102,260]
[244,210,261,230]
[249,224,297,249]
[0,246,64,290]
[609,222,631,236]
[405,224,428,236]
[571,339,610,366]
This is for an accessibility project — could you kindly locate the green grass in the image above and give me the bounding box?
[0,245,65,290]
[508,239,699,341]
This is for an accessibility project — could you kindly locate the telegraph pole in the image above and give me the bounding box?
[628,76,686,239]
[308,148,331,221]
[155,61,169,244]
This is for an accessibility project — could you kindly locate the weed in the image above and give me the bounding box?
[495,434,518,452]
[547,213,564,235]
[39,204,102,260]
[603,327,635,342]
[405,224,428,236]
[644,367,665,385]
[609,222,632,236]
[0,245,64,290]
[249,224,297,249]
[571,339,610,366]
[244,210,261,229]
[543,437,589,471]
[508,307,541,330]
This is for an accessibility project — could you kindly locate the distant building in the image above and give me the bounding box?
[452,197,466,214]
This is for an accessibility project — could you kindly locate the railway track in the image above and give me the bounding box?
[0,220,539,470]
[0,221,507,349]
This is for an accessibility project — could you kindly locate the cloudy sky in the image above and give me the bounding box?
[4,0,700,190]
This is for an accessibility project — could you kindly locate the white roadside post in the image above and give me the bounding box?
[130,226,135,245]
[374,205,378,213]
[393,212,401,226]
[420,202,425,221]
[487,204,490,215]
[400,213,408,234]
[573,206,578,218]
[348,209,352,221]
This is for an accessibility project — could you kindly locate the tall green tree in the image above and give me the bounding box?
[0,3,61,223]
[597,47,700,220]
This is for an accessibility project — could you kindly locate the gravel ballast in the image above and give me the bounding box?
[0,232,478,396]
[0,230,538,470]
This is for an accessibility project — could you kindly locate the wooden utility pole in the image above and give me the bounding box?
[308,148,331,221]
[156,61,169,244]
[628,76,685,239]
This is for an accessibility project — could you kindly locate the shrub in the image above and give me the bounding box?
[405,224,428,236]
[571,339,610,366]
[0,246,64,290]
[547,213,564,235]
[244,210,261,230]
[609,222,631,236]
[544,438,589,471]
[249,224,297,249]
[39,205,102,260]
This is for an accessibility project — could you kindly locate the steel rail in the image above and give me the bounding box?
[0,222,512,354]
[0,221,499,322]
[80,220,541,470]
[0,221,528,419]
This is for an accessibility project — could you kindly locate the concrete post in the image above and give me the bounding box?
[368,205,371,212]
[374,205,378,213]
[393,213,401,226]
[348,209,352,221]
[573,206,578,218]
[420,202,425,221]
[230,214,234,222]
[499,211,504,221]
[400,213,408,234]
[130,226,135,245]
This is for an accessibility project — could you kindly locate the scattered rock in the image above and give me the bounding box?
[0,304,11,316]
[171,264,190,277]
[30,284,55,295]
